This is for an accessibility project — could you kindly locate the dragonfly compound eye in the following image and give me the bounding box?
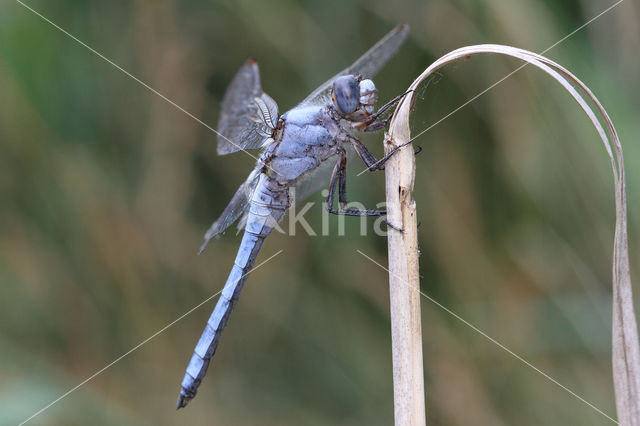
[332,75,360,115]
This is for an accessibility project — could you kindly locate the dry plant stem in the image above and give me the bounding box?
[389,44,640,425]
[384,100,425,423]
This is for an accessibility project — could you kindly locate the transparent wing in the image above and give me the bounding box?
[217,60,279,156]
[293,145,357,204]
[299,24,409,108]
[199,170,261,253]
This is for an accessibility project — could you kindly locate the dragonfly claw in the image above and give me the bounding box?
[383,219,404,233]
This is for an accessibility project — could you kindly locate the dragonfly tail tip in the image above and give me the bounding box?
[176,394,191,410]
[198,240,209,255]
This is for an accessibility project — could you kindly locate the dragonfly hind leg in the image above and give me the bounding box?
[326,149,403,232]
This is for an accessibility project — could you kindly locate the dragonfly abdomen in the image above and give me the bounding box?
[177,188,287,409]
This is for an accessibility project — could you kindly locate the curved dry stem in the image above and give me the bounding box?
[387,44,639,425]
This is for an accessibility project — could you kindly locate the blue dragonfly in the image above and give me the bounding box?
[177,24,410,409]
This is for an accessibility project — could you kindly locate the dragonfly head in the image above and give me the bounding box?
[331,75,377,121]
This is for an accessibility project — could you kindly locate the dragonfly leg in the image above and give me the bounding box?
[327,149,384,216]
[348,137,383,171]
[348,135,416,173]
[375,139,416,167]
[361,119,389,132]
[326,150,403,232]
[358,89,414,132]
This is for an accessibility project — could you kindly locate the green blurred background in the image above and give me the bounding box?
[1,0,639,424]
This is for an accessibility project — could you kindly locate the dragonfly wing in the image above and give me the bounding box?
[299,24,409,108]
[217,60,279,155]
[199,170,261,253]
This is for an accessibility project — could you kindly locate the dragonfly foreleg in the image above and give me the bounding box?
[358,89,414,132]
[360,119,389,132]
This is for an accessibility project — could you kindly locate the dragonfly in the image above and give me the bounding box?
[177,24,410,409]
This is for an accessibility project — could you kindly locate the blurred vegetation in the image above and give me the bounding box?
[1,0,639,425]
